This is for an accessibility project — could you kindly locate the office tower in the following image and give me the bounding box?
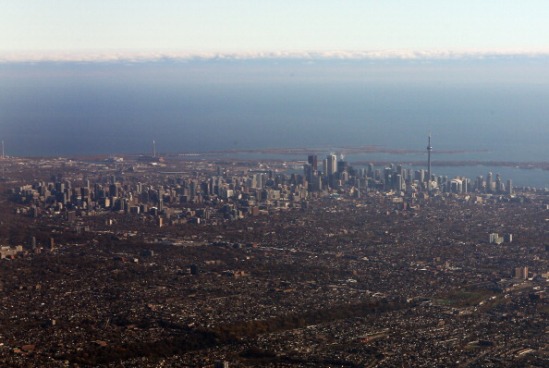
[326,154,337,176]
[1,140,4,159]
[396,174,403,191]
[427,134,432,183]
[337,160,348,174]
[252,173,266,189]
[374,169,381,181]
[118,198,126,212]
[396,164,403,176]
[514,266,528,279]
[189,181,196,198]
[476,176,484,192]
[415,169,425,183]
[507,179,513,195]
[486,172,493,193]
[152,140,156,158]
[384,167,392,190]
[307,155,318,171]
[303,163,313,182]
[109,184,118,197]
[406,168,412,182]
[200,182,210,195]
[367,163,374,178]
[315,175,323,191]
[495,174,503,193]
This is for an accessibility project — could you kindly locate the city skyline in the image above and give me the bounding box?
[0,149,545,366]
[0,3,547,366]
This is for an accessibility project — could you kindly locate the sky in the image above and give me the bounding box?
[1,1,549,60]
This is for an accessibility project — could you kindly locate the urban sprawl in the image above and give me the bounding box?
[0,144,547,367]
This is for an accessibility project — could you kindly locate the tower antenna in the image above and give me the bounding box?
[427,133,432,188]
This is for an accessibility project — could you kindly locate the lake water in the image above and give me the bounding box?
[1,59,548,186]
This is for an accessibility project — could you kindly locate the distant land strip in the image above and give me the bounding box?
[351,160,549,170]
[204,146,489,156]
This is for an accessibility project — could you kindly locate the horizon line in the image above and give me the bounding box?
[2,49,549,63]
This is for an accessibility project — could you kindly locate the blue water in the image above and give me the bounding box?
[1,59,549,186]
[423,166,549,189]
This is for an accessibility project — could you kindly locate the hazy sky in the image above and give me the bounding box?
[2,1,548,57]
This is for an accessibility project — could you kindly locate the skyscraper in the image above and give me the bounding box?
[367,163,374,178]
[486,172,493,193]
[307,155,318,171]
[326,154,337,176]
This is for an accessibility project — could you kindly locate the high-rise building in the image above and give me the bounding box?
[486,172,493,193]
[476,176,484,192]
[367,163,374,178]
[303,163,313,182]
[415,169,425,183]
[450,179,462,193]
[326,154,337,176]
[514,266,528,279]
[337,160,348,174]
[396,174,403,192]
[307,155,318,171]
[489,233,502,244]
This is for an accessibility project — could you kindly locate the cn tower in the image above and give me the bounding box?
[427,134,432,184]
